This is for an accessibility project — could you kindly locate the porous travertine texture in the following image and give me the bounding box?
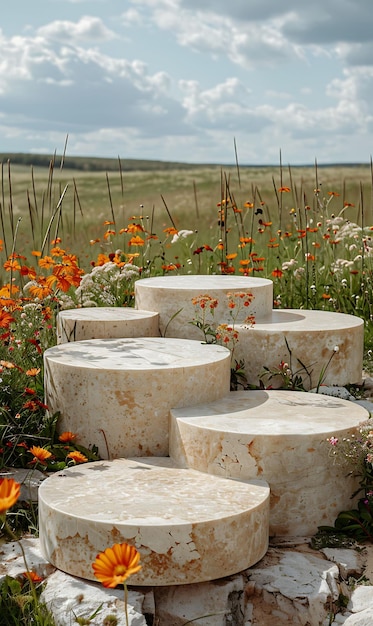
[57,307,159,343]
[234,309,364,390]
[170,389,369,536]
[38,457,270,586]
[44,337,231,458]
[135,275,273,338]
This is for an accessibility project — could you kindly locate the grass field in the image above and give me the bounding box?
[1,158,373,267]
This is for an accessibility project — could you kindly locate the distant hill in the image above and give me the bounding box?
[0,152,369,172]
[0,152,219,172]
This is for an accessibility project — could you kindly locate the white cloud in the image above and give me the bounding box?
[37,15,117,43]
[1,3,373,164]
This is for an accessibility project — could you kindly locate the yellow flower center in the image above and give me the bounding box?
[114,565,128,577]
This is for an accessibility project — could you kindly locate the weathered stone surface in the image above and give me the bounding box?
[0,468,46,502]
[170,390,368,536]
[2,536,373,625]
[57,306,159,343]
[38,457,270,586]
[246,549,340,626]
[41,569,150,626]
[154,575,245,626]
[320,548,365,579]
[44,337,231,458]
[234,309,364,390]
[0,538,55,582]
[135,275,273,338]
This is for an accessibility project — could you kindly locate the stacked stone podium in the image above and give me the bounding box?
[40,275,369,587]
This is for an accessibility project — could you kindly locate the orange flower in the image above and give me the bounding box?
[28,446,52,465]
[59,431,77,443]
[328,191,340,197]
[4,259,21,272]
[38,256,55,269]
[0,310,14,328]
[0,359,15,369]
[0,477,21,515]
[26,368,41,376]
[272,268,283,278]
[244,201,254,208]
[92,542,142,588]
[104,230,116,240]
[66,451,88,464]
[128,236,145,246]
[22,571,44,583]
[163,227,178,235]
[226,253,237,260]
[123,223,145,233]
[278,186,291,193]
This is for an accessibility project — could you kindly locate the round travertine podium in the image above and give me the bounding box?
[135,275,273,339]
[38,457,270,585]
[57,307,159,344]
[169,390,369,536]
[44,337,231,458]
[233,309,364,390]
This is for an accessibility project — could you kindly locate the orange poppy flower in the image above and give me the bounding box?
[66,451,88,464]
[328,191,340,197]
[59,431,77,443]
[92,543,142,588]
[0,478,21,515]
[28,446,52,465]
[278,186,291,193]
[226,253,237,260]
[244,201,254,208]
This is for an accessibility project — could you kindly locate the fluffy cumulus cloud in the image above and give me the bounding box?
[1,1,373,163]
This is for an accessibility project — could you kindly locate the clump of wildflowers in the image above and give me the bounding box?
[60,261,140,308]
[320,422,373,542]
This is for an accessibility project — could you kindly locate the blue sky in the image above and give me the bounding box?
[1,0,372,164]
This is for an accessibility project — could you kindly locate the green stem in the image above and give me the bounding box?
[124,583,129,626]
[2,517,39,608]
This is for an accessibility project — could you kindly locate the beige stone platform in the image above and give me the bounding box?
[135,275,273,338]
[169,390,369,536]
[234,309,364,390]
[57,307,159,344]
[38,457,270,586]
[44,337,231,458]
